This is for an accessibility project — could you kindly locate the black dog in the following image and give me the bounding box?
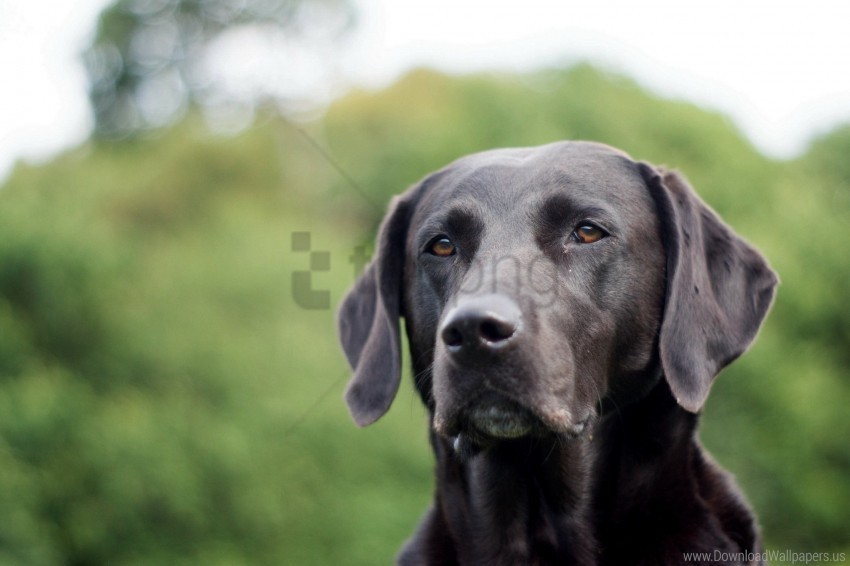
[338,142,777,565]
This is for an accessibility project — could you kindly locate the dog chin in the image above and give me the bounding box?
[467,400,537,439]
[436,394,591,457]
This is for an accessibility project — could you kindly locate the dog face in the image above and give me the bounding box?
[338,142,777,446]
[404,144,666,444]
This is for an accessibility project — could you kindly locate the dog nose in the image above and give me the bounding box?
[440,294,521,355]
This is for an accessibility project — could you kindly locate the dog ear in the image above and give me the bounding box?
[640,164,778,413]
[338,192,417,426]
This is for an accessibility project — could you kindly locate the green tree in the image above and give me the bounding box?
[83,0,355,138]
[2,66,848,563]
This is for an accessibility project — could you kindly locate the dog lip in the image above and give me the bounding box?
[459,393,543,440]
[435,394,593,441]
[536,407,595,439]
[467,397,537,439]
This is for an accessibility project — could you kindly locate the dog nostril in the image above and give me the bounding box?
[439,295,522,354]
[480,319,515,343]
[443,327,464,348]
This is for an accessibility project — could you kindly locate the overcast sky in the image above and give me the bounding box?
[2,0,850,181]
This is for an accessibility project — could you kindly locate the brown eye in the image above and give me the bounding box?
[573,224,606,244]
[428,237,456,257]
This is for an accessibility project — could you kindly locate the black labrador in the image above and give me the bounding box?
[338,142,777,565]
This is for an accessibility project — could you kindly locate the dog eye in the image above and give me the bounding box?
[572,224,607,244]
[428,237,456,257]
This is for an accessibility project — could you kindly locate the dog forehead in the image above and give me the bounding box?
[412,142,649,222]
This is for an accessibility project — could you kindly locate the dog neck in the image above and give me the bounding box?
[420,381,700,565]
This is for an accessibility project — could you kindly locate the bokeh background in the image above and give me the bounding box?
[1,1,849,564]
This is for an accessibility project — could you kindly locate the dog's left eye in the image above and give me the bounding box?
[572,224,607,244]
[427,237,456,257]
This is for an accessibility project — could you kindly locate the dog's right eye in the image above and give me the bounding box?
[427,237,456,257]
[572,224,607,244]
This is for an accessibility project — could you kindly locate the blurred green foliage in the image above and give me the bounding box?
[0,65,848,563]
[85,0,354,137]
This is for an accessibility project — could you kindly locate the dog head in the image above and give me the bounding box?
[338,142,777,447]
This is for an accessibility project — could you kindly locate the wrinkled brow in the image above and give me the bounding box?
[532,192,619,234]
[415,200,485,248]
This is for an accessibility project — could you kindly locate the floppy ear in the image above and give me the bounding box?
[640,164,778,413]
[338,194,415,426]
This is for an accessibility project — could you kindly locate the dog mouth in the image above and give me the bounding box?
[436,392,592,452]
[467,398,538,439]
[439,393,550,447]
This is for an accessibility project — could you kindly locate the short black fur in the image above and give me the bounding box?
[338,142,777,565]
